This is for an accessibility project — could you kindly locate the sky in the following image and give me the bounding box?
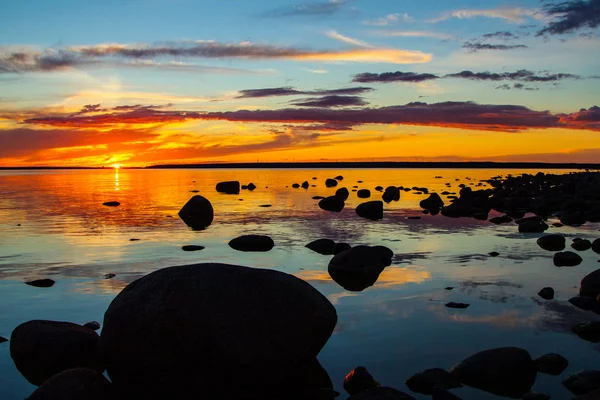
[1,0,599,166]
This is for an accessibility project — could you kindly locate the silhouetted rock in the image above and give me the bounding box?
[522,392,550,400]
[277,357,338,400]
[375,186,383,192]
[537,234,566,251]
[593,239,600,254]
[306,239,336,255]
[336,187,350,201]
[312,196,325,200]
[216,181,240,194]
[83,322,101,331]
[104,274,115,279]
[319,196,345,212]
[533,353,568,375]
[102,201,120,207]
[445,287,454,290]
[301,181,309,189]
[292,183,300,188]
[25,279,55,288]
[538,287,554,300]
[572,390,600,400]
[334,243,351,255]
[563,371,600,396]
[181,245,205,252]
[405,368,461,395]
[259,204,272,208]
[247,183,256,191]
[581,269,600,298]
[572,322,600,342]
[518,220,549,233]
[129,238,140,241]
[356,201,383,221]
[420,193,444,210]
[554,251,583,267]
[189,190,199,193]
[431,388,463,399]
[357,189,371,198]
[489,215,513,224]
[488,251,499,257]
[569,296,599,311]
[228,235,274,252]
[382,186,400,203]
[241,185,248,190]
[407,216,421,220]
[328,245,392,292]
[178,195,214,230]
[10,320,103,386]
[450,347,536,398]
[572,239,593,251]
[26,368,112,400]
[349,387,416,400]
[0,336,7,343]
[334,175,344,181]
[100,263,337,398]
[445,302,469,309]
[344,367,378,396]
[325,179,338,188]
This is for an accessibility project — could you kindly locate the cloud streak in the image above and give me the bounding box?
[262,0,348,17]
[537,0,600,35]
[372,30,457,41]
[290,95,368,107]
[430,7,541,23]
[362,13,413,26]
[353,71,439,83]
[235,86,374,98]
[462,42,529,52]
[325,30,371,47]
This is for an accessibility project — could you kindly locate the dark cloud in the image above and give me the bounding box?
[496,83,540,91]
[0,51,93,73]
[352,71,439,83]
[290,95,368,107]
[262,0,348,17]
[446,69,581,82]
[235,86,373,98]
[481,31,519,40]
[463,42,528,52]
[537,0,600,36]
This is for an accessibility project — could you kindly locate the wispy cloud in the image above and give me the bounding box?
[353,71,439,83]
[481,31,520,40]
[372,30,457,41]
[235,86,374,98]
[325,30,371,47]
[430,7,542,24]
[305,68,328,74]
[495,83,539,91]
[262,0,348,17]
[290,95,368,107]
[537,0,600,36]
[362,13,413,26]
[462,42,529,52]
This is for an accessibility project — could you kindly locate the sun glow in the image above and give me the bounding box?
[113,164,121,169]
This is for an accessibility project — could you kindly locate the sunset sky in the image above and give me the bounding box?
[1,0,599,166]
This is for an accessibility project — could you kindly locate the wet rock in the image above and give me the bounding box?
[334,243,351,255]
[328,245,393,292]
[356,201,384,221]
[181,245,205,252]
[216,181,240,194]
[334,175,344,181]
[259,204,271,208]
[319,196,345,212]
[445,287,454,290]
[563,370,600,396]
[533,353,568,375]
[100,263,337,397]
[292,183,301,189]
[247,183,256,191]
[228,235,274,252]
[312,196,325,200]
[129,238,140,241]
[572,321,600,342]
[301,181,309,189]
[489,215,513,224]
[382,186,400,203]
[580,269,600,298]
[554,251,583,267]
[445,302,469,309]
[450,347,536,398]
[349,387,416,400]
[518,220,549,233]
[522,392,550,400]
[189,190,199,193]
[420,193,444,210]
[25,279,55,288]
[538,287,554,300]
[488,251,499,257]
[407,216,421,220]
[537,234,566,251]
[104,274,115,279]
[82,322,101,331]
[593,239,600,254]
[10,320,103,386]
[569,296,599,311]
[336,187,350,201]
[344,366,378,396]
[26,368,112,400]
[572,239,593,251]
[405,368,462,395]
[241,185,248,190]
[0,336,8,343]
[325,179,338,188]
[178,195,214,230]
[306,239,336,255]
[375,186,384,192]
[312,177,317,180]
[357,189,371,199]
[102,201,120,207]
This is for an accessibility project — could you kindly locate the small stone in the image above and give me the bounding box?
[446,302,469,309]
[247,183,256,191]
[306,239,336,256]
[488,251,499,257]
[537,234,566,251]
[83,321,101,331]
[292,183,300,188]
[102,201,120,207]
[445,287,454,290]
[228,235,274,252]
[301,181,309,189]
[259,204,272,208]
[319,196,345,212]
[216,181,240,194]
[0,336,7,343]
[181,245,205,252]
[129,238,140,241]
[538,287,554,300]
[533,353,568,375]
[25,279,55,288]
[357,189,371,199]
[104,273,115,279]
[325,179,338,187]
[572,239,593,251]
[334,175,344,181]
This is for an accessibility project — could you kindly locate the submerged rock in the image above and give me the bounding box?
[405,368,461,395]
[10,320,103,386]
[488,251,499,257]
[178,195,214,230]
[572,321,600,343]
[334,175,344,181]
[375,186,384,192]
[356,201,383,221]
[533,353,568,375]
[328,245,393,292]
[563,370,600,396]
[580,269,600,298]
[102,201,120,207]
[554,251,583,267]
[25,279,55,288]
[538,287,554,300]
[104,274,115,279]
[26,368,112,400]
[537,234,566,251]
[344,366,378,396]
[100,263,337,397]
[319,196,345,212]
[306,239,336,255]
[181,245,205,252]
[228,235,274,252]
[216,181,240,194]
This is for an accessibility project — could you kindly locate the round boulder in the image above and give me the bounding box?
[553,251,583,267]
[325,179,338,188]
[328,245,393,292]
[216,181,240,194]
[178,195,214,230]
[357,189,371,199]
[10,320,103,386]
[538,287,554,300]
[533,353,568,375]
[518,220,549,233]
[356,201,383,221]
[419,193,444,210]
[336,187,350,201]
[592,238,600,254]
[228,235,274,252]
[26,368,112,400]
[319,196,345,212]
[306,239,336,255]
[537,235,565,251]
[572,239,592,251]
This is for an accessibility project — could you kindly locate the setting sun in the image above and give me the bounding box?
[113,164,121,169]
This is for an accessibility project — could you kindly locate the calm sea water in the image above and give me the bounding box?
[0,168,599,399]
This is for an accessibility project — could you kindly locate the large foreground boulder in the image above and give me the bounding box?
[26,368,112,400]
[328,245,393,291]
[228,235,274,252]
[420,193,444,210]
[178,195,214,230]
[450,347,536,398]
[100,263,337,397]
[216,181,240,194]
[10,320,103,386]
[581,269,600,298]
[356,201,383,221]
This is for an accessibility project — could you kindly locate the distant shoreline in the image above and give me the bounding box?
[1,161,599,170]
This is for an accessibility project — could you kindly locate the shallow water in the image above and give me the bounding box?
[0,168,599,399]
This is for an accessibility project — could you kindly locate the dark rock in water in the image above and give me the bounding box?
[104,274,115,279]
[405,368,462,395]
[572,321,600,343]
[349,387,416,400]
[552,222,564,227]
[563,370,600,396]
[0,336,7,343]
[431,389,463,400]
[344,366,378,396]
[301,181,309,189]
[489,215,513,224]
[216,181,240,194]
[277,357,338,400]
[560,213,587,226]
[83,321,101,331]
[445,287,454,290]
[407,216,421,220]
[25,279,55,288]
[189,190,200,193]
[357,180,363,183]
[356,201,383,221]
[420,193,444,210]
[247,183,256,191]
[572,239,593,251]
[100,263,337,397]
[10,320,103,386]
[336,187,350,201]
[229,235,274,252]
[102,201,120,207]
[292,183,300,189]
[445,302,469,309]
[450,347,536,398]
[312,196,325,200]
[593,239,600,254]
[554,251,583,267]
[533,353,568,375]
[580,269,600,298]
[375,186,384,192]
[241,185,248,190]
[259,204,272,208]
[488,251,499,257]
[515,216,544,225]
[181,245,205,252]
[522,392,550,400]
[325,179,338,188]
[306,239,336,255]
[319,196,345,212]
[518,220,549,233]
[569,296,599,311]
[382,186,400,203]
[357,189,371,199]
[178,195,214,230]
[26,368,112,400]
[334,175,344,181]
[328,245,392,292]
[538,287,554,300]
[537,234,566,251]
[129,238,140,241]
[312,177,317,180]
[334,243,351,255]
